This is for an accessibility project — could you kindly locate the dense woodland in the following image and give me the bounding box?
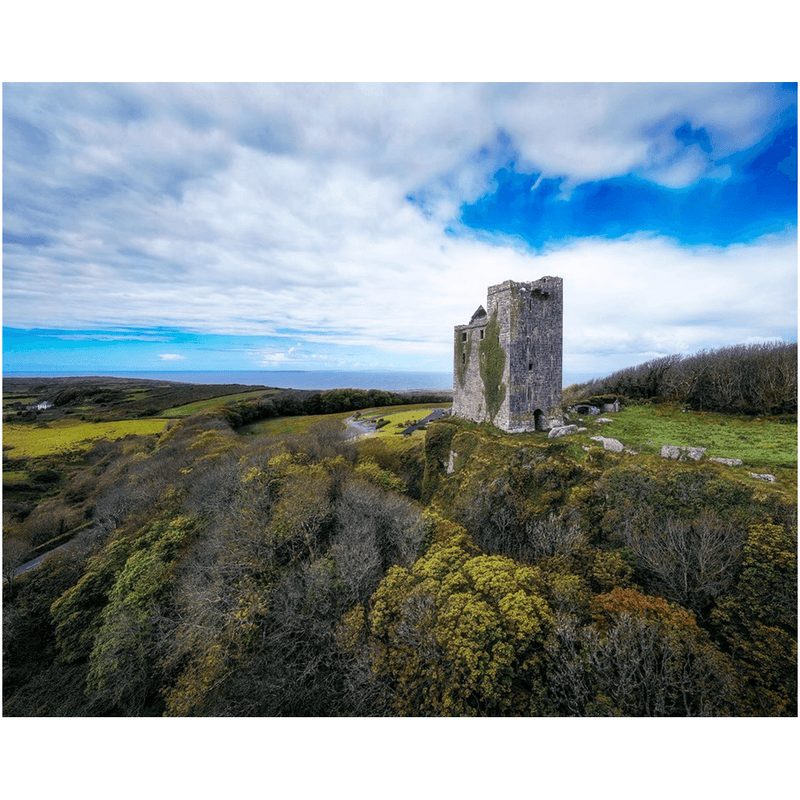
[564,341,797,415]
[2,359,797,716]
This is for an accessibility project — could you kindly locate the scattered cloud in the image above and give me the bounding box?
[46,333,173,342]
[158,353,185,361]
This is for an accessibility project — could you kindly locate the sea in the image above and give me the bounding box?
[3,369,598,391]
[3,370,455,392]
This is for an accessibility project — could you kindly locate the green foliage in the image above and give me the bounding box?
[455,329,472,388]
[354,458,407,493]
[50,537,140,663]
[479,310,506,423]
[423,424,598,560]
[6,375,796,718]
[710,523,797,715]
[85,516,195,712]
[596,460,764,533]
[587,548,637,594]
[2,545,90,712]
[365,522,554,716]
[267,464,334,562]
[421,421,458,501]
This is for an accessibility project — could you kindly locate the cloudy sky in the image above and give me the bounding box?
[3,82,796,381]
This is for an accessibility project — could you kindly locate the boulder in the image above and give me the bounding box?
[660,445,707,461]
[590,435,624,452]
[683,446,707,461]
[709,457,743,467]
[595,417,614,423]
[548,424,578,439]
[750,472,776,483]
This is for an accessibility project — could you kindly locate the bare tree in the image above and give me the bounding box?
[621,512,747,615]
[332,477,425,603]
[3,533,31,599]
[524,514,587,560]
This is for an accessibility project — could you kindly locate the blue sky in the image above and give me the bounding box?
[3,82,797,380]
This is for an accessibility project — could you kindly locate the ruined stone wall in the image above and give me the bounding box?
[453,276,563,432]
[452,312,489,423]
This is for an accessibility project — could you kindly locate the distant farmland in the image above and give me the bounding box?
[3,418,170,458]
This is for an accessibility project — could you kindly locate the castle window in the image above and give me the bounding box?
[479,329,485,340]
[461,332,467,342]
[528,362,533,371]
[462,353,466,365]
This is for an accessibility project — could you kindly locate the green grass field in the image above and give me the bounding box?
[573,403,796,471]
[161,390,269,417]
[238,412,349,438]
[2,418,170,458]
[239,403,451,445]
[366,408,445,441]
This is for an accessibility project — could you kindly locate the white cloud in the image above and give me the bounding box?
[4,133,795,373]
[158,353,185,361]
[642,144,711,189]
[258,349,292,365]
[3,83,795,376]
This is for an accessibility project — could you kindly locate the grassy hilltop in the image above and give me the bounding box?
[2,361,796,717]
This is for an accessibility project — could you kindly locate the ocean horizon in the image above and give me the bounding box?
[2,369,455,392]
[3,369,601,391]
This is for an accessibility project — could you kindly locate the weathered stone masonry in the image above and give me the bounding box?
[453,276,563,432]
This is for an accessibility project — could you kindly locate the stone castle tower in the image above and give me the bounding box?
[453,276,563,432]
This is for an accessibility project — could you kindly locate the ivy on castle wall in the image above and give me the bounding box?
[479,310,506,422]
[455,330,472,388]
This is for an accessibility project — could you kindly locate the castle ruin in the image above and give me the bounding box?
[453,276,563,432]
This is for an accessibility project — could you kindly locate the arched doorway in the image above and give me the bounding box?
[534,409,546,431]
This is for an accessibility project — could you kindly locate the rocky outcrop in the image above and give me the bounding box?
[750,472,776,482]
[660,445,707,461]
